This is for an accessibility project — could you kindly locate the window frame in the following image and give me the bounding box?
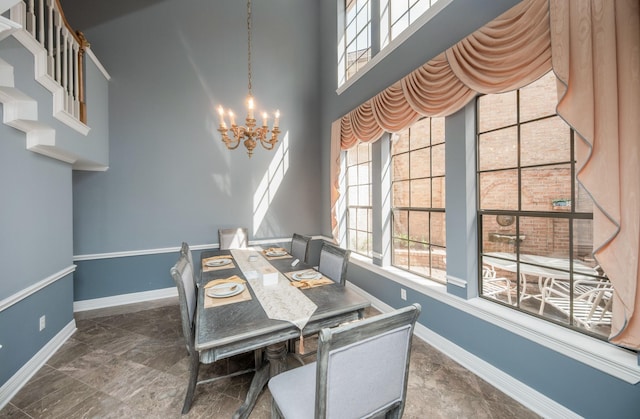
[339,0,372,87]
[337,0,452,92]
[475,73,611,341]
[345,142,374,258]
[390,117,446,283]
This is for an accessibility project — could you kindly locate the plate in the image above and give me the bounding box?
[206,283,244,298]
[292,271,322,281]
[205,258,232,267]
[265,250,287,257]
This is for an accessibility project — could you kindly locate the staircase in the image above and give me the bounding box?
[0,0,109,170]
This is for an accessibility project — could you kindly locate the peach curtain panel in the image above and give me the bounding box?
[338,0,551,147]
[550,0,640,349]
[330,0,640,348]
[330,119,342,241]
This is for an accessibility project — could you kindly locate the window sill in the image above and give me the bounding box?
[349,254,640,384]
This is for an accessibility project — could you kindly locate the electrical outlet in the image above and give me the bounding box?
[39,315,46,331]
[400,288,407,301]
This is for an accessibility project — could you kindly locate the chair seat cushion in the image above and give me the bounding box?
[268,363,316,418]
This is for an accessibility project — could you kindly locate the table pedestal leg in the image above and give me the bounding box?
[233,341,288,419]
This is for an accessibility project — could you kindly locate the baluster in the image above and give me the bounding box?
[73,42,79,116]
[26,0,36,36]
[55,12,61,84]
[66,35,73,113]
[46,0,54,76]
[37,0,44,45]
[62,27,68,111]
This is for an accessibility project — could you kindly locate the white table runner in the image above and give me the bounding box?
[231,249,317,330]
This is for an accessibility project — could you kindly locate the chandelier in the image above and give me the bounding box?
[217,0,280,158]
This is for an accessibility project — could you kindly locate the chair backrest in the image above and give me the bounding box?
[315,304,421,419]
[318,242,350,285]
[219,228,248,250]
[170,255,197,354]
[180,242,197,286]
[181,241,193,267]
[291,233,312,263]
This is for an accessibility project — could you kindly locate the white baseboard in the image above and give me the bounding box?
[73,287,178,312]
[345,282,580,419]
[0,320,76,410]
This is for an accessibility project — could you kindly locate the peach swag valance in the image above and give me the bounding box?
[330,0,640,349]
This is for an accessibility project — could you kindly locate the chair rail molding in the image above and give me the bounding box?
[0,265,76,312]
[73,237,294,261]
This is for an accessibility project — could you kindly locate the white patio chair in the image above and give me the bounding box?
[539,278,613,328]
[482,265,514,305]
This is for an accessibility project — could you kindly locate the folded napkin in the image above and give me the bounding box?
[202,255,236,272]
[290,277,334,289]
[263,247,291,259]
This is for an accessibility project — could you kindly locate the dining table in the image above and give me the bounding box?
[195,246,371,419]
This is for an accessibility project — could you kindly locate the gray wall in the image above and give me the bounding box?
[72,0,323,300]
[316,0,640,416]
[0,25,108,387]
[0,115,75,385]
[73,0,323,257]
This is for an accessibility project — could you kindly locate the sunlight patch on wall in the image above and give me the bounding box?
[253,132,290,232]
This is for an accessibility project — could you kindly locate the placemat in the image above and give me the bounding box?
[262,247,293,260]
[202,255,236,272]
[204,276,251,308]
[285,270,334,289]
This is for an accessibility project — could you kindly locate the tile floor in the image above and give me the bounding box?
[1,298,540,418]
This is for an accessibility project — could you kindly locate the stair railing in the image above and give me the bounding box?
[12,0,88,123]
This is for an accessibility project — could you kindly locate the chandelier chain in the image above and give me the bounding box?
[247,0,252,96]
[216,0,280,158]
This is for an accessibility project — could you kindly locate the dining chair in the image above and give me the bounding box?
[288,242,351,360]
[318,241,350,285]
[290,233,312,263]
[170,254,259,413]
[218,227,249,250]
[180,242,197,287]
[269,303,421,419]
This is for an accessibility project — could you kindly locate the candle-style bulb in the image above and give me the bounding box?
[262,112,268,126]
[274,110,280,128]
[229,111,236,126]
[247,96,255,120]
[218,106,226,128]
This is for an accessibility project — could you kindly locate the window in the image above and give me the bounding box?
[338,0,443,88]
[339,0,372,86]
[477,71,612,340]
[380,0,440,49]
[391,117,446,282]
[346,142,373,257]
